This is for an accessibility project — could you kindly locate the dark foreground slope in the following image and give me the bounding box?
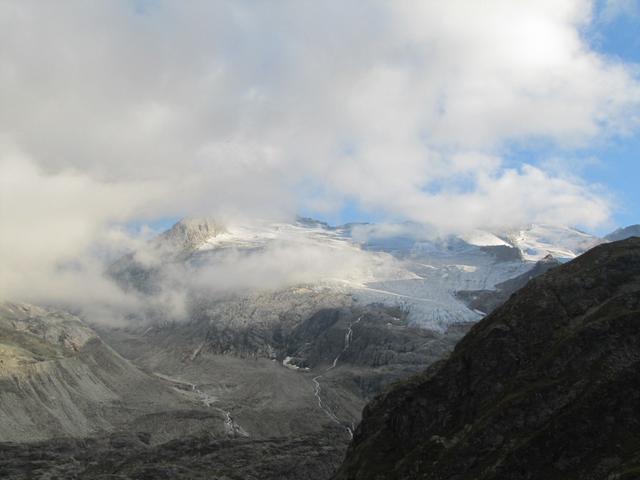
[335,237,640,480]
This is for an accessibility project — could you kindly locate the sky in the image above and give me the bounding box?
[316,0,640,231]
[585,0,640,231]
[1,0,640,307]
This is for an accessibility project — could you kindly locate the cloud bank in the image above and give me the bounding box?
[1,0,639,311]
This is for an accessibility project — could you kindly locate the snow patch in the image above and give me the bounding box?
[282,356,309,371]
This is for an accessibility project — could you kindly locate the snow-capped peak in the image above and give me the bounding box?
[459,230,510,247]
[501,224,600,261]
[156,218,226,251]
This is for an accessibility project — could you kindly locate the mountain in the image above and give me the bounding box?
[0,302,224,444]
[156,217,225,251]
[2,218,624,479]
[605,224,640,242]
[455,254,561,314]
[334,237,640,480]
[100,217,603,444]
[108,218,600,331]
[107,217,224,295]
[500,223,600,261]
[0,299,471,479]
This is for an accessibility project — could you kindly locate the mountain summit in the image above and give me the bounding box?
[605,224,640,242]
[156,217,225,251]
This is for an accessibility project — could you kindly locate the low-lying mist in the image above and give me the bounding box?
[1,219,413,327]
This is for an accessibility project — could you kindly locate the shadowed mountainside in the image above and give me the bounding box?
[335,237,640,480]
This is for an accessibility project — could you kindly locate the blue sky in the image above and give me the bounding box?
[584,1,640,231]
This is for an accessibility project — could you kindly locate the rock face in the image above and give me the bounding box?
[156,218,225,251]
[455,254,561,314]
[334,237,640,480]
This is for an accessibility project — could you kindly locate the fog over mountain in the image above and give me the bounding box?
[2,1,639,313]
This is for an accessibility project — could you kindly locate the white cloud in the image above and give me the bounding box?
[1,0,639,310]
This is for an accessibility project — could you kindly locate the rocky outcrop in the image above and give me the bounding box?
[107,218,224,294]
[156,218,224,251]
[335,237,640,480]
[456,254,560,314]
[285,306,468,371]
[479,244,523,262]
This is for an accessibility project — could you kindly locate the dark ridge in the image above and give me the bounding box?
[334,237,640,480]
[479,244,523,262]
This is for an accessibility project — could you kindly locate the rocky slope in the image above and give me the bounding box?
[0,300,469,480]
[0,302,223,443]
[97,303,471,442]
[0,427,347,480]
[334,237,640,480]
